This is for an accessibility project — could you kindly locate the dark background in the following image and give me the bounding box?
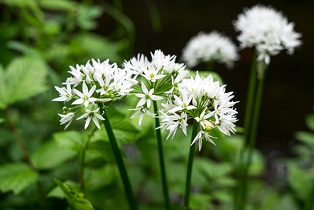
[96,0,314,157]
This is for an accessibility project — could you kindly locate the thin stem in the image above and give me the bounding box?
[305,179,314,210]
[100,106,138,210]
[243,52,257,147]
[184,121,199,209]
[237,61,267,210]
[234,52,257,210]
[5,109,47,210]
[153,101,171,210]
[79,128,97,193]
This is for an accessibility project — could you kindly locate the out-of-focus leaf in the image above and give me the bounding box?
[39,0,76,10]
[190,193,212,210]
[77,5,103,30]
[306,114,314,131]
[0,57,48,109]
[71,33,122,62]
[0,0,37,8]
[288,163,312,201]
[7,41,40,56]
[47,180,78,198]
[295,131,314,147]
[85,165,117,190]
[54,179,94,210]
[53,130,83,151]
[0,163,38,194]
[31,139,76,170]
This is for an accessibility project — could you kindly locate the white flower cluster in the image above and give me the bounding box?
[159,73,238,151]
[124,49,189,125]
[53,59,136,129]
[181,31,239,68]
[234,5,302,64]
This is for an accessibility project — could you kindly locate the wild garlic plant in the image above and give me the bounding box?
[124,49,189,210]
[53,59,138,210]
[233,5,302,210]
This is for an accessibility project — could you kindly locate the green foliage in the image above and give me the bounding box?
[0,57,48,109]
[0,163,38,194]
[31,139,76,170]
[54,179,94,210]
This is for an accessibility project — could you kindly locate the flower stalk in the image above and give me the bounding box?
[79,128,97,193]
[100,106,138,210]
[153,101,171,210]
[236,61,267,210]
[184,121,199,209]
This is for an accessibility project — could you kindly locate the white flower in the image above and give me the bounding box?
[76,108,105,129]
[182,31,238,68]
[159,72,238,150]
[53,81,73,102]
[151,49,176,70]
[142,65,166,82]
[58,112,75,129]
[234,5,302,64]
[72,82,97,107]
[130,106,155,125]
[67,64,84,86]
[135,82,163,108]
[159,111,188,139]
[169,94,196,113]
[191,130,216,151]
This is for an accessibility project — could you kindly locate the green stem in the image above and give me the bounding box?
[234,52,257,210]
[238,61,267,210]
[243,52,257,147]
[100,107,138,210]
[305,179,314,210]
[79,128,97,193]
[184,121,199,209]
[153,101,171,210]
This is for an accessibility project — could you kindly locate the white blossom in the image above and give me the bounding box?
[53,59,136,129]
[135,82,163,108]
[234,5,302,65]
[72,82,97,107]
[76,108,105,129]
[159,72,238,150]
[58,112,75,129]
[182,31,238,68]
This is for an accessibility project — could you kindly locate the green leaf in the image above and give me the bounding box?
[31,139,77,170]
[53,130,83,151]
[0,57,48,109]
[71,33,122,62]
[306,114,314,131]
[47,180,78,199]
[190,193,212,210]
[295,131,314,147]
[54,179,94,210]
[0,163,38,194]
[288,163,312,201]
[77,5,103,30]
[0,0,37,8]
[39,0,76,10]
